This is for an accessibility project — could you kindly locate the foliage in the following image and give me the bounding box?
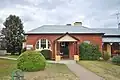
[0,36,6,50]
[2,15,25,55]
[102,51,111,61]
[17,51,46,72]
[112,55,120,65]
[79,42,101,60]
[21,47,26,53]
[40,49,52,60]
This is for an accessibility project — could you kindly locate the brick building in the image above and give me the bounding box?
[25,22,120,60]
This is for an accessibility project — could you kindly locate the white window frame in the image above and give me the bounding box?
[36,39,51,51]
[84,40,91,44]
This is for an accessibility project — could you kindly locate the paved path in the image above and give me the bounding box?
[0,56,17,60]
[47,60,104,80]
[66,62,104,80]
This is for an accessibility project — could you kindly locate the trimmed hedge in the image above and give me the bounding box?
[102,51,110,61]
[40,49,52,60]
[17,51,46,72]
[79,42,101,60]
[112,55,120,65]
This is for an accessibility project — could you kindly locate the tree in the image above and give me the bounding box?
[2,15,25,55]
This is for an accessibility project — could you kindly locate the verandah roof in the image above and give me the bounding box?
[102,37,120,42]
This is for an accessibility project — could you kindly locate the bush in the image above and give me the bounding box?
[17,50,46,72]
[40,49,52,60]
[112,55,120,65]
[102,51,110,61]
[79,42,101,60]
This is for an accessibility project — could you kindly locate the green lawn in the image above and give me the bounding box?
[0,59,79,80]
[0,59,17,80]
[78,61,120,80]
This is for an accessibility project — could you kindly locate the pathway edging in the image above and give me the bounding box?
[0,57,17,60]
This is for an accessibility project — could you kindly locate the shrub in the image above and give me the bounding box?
[79,42,101,60]
[112,55,120,65]
[17,50,46,72]
[40,49,52,60]
[102,51,110,61]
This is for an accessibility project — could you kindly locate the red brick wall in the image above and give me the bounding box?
[26,34,103,59]
[71,34,103,51]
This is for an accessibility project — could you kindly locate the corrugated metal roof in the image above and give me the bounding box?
[26,25,120,36]
[27,25,103,34]
[92,28,120,36]
[102,37,120,42]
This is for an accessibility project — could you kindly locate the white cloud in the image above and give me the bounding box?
[0,0,120,32]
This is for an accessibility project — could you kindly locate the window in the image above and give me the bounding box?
[84,41,90,44]
[36,39,50,50]
[60,42,65,47]
[41,39,46,49]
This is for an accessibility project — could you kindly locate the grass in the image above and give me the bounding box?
[0,59,79,80]
[0,59,17,80]
[24,63,79,80]
[78,61,120,80]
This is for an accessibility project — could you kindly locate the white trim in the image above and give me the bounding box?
[39,40,41,49]
[35,39,50,50]
[26,45,33,50]
[35,48,52,51]
[102,37,120,42]
[46,39,48,48]
[57,34,77,42]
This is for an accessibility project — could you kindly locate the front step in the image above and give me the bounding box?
[47,60,76,64]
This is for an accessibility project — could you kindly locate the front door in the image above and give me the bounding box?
[60,42,69,58]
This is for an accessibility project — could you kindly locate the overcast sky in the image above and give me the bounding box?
[0,0,120,32]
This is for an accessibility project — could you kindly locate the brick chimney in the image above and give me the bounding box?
[74,22,82,26]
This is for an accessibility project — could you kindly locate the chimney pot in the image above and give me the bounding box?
[74,22,82,26]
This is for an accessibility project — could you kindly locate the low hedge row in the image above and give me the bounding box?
[112,55,120,65]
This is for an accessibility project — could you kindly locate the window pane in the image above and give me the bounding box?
[48,41,50,48]
[41,39,46,49]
